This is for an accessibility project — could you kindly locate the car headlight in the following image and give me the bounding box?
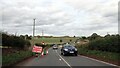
[75,48,77,51]
[64,49,68,51]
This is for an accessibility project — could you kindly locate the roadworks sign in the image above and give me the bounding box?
[32,45,43,53]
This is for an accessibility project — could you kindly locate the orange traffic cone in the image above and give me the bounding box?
[46,50,48,55]
[41,52,44,57]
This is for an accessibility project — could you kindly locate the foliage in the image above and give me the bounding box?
[2,50,33,66]
[76,33,119,63]
[81,36,87,40]
[60,39,63,42]
[88,33,102,40]
[20,35,32,40]
[88,34,119,53]
[2,32,31,49]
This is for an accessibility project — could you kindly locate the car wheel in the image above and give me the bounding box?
[75,53,78,56]
[61,52,63,55]
[63,52,66,56]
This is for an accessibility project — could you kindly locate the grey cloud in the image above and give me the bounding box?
[1,0,118,36]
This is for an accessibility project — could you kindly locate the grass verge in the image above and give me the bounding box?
[77,48,120,65]
[2,50,33,66]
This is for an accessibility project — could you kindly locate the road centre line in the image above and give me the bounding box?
[79,55,119,67]
[56,50,72,68]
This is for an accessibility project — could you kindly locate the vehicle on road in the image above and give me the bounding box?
[61,45,78,56]
[53,45,58,49]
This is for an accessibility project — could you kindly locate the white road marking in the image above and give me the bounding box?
[56,50,72,68]
[79,55,119,67]
[51,48,119,67]
[59,59,62,61]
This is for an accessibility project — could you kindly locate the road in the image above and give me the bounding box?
[16,47,118,68]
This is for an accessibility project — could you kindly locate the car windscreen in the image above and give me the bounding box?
[64,45,75,49]
[53,45,57,47]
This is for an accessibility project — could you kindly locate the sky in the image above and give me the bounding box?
[0,0,119,36]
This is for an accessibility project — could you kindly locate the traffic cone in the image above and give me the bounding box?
[46,50,48,55]
[41,52,44,57]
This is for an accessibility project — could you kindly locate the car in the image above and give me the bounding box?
[61,45,78,56]
[53,45,58,49]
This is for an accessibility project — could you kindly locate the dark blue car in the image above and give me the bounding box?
[61,45,78,56]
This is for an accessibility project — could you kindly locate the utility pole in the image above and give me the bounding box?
[42,30,44,37]
[33,19,36,38]
[33,18,36,45]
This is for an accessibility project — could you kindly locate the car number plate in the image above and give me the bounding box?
[70,51,74,53]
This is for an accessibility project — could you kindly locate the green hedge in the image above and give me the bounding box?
[88,35,119,53]
[2,33,31,49]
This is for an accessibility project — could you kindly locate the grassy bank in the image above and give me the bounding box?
[2,50,33,66]
[2,44,52,66]
[77,47,120,65]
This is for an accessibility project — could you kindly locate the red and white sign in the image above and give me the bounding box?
[32,45,43,53]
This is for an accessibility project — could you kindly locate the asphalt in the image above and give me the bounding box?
[16,47,119,68]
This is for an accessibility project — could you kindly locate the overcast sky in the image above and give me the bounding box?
[0,0,119,36]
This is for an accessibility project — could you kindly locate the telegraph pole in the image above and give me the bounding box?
[42,30,44,37]
[33,18,36,45]
[33,19,36,37]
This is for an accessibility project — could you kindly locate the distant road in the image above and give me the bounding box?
[16,47,118,68]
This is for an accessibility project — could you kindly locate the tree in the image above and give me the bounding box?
[81,36,87,39]
[25,34,28,40]
[20,35,25,39]
[37,35,40,38]
[70,39,72,42]
[88,34,120,53]
[2,32,31,49]
[104,34,110,37]
[89,33,101,40]
[60,39,62,42]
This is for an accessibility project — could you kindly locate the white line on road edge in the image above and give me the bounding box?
[56,50,72,68]
[79,55,119,67]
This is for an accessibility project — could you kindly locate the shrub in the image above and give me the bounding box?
[88,35,119,53]
[2,33,31,49]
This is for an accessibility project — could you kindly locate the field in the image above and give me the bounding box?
[30,37,78,45]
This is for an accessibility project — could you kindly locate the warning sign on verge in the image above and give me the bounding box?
[32,45,43,53]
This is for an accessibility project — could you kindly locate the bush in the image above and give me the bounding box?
[88,35,119,53]
[2,32,31,49]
